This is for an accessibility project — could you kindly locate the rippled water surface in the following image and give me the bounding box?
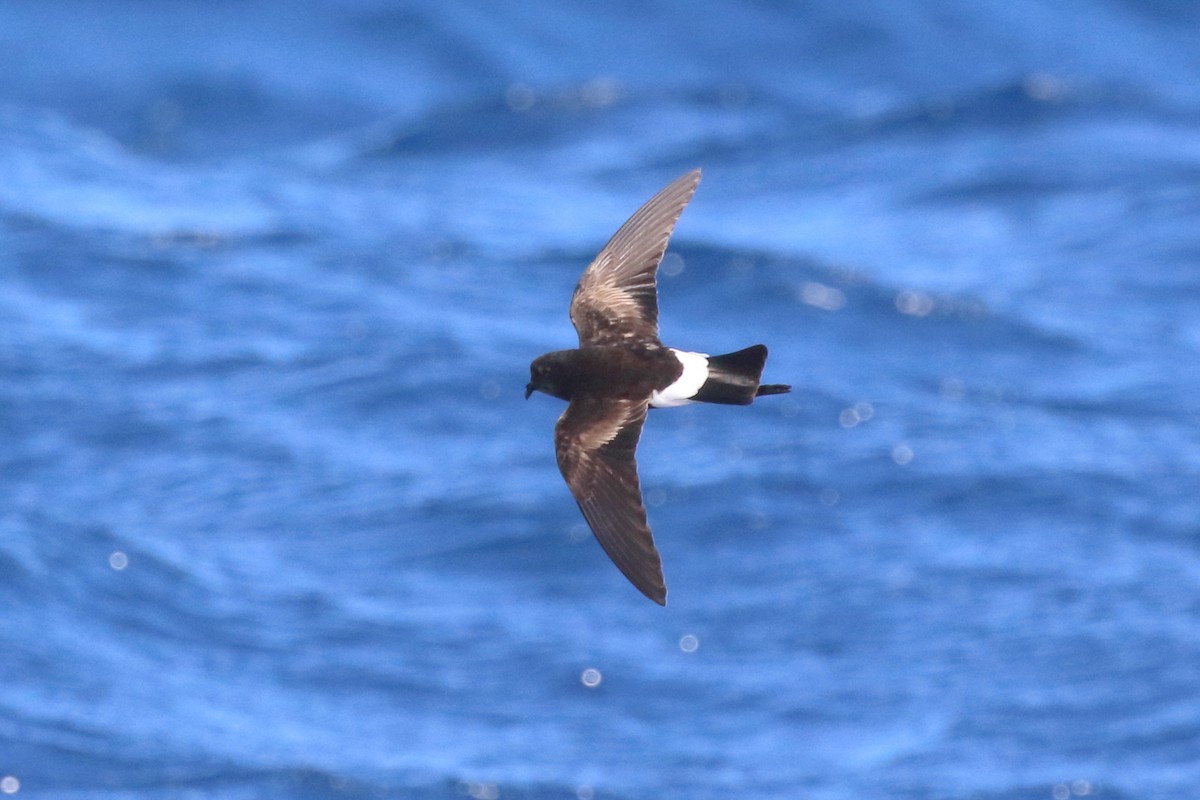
[3,3,1200,799]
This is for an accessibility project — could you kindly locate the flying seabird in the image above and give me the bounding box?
[525,169,790,605]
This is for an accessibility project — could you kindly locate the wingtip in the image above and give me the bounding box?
[665,168,701,193]
[631,573,667,605]
[642,581,667,606]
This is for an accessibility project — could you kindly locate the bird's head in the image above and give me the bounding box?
[526,351,575,401]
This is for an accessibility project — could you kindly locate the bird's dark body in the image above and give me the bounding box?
[528,346,682,403]
[526,169,790,605]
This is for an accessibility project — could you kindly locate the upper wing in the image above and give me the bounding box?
[554,396,666,605]
[569,169,701,347]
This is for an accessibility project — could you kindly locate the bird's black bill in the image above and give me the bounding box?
[524,384,534,399]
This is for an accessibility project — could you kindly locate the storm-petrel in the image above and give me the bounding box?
[525,169,789,605]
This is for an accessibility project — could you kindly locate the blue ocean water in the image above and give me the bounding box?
[3,2,1200,798]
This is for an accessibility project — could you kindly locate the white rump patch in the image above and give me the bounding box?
[650,349,710,408]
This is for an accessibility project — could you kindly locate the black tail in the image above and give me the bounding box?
[693,344,791,405]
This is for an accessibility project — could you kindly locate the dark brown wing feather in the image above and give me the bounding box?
[569,169,701,347]
[554,397,665,605]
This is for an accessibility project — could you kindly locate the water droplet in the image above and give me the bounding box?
[799,282,845,311]
[579,77,621,107]
[1025,72,1066,102]
[896,290,934,317]
[891,444,914,465]
[580,668,602,688]
[679,634,699,653]
[108,551,129,571]
[464,781,500,800]
[0,776,19,795]
[659,252,685,277]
